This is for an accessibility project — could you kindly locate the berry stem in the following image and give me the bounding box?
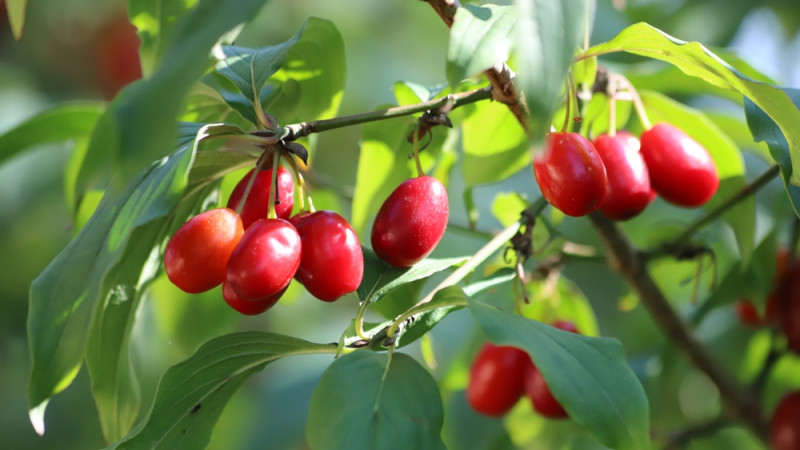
[266,151,281,220]
[283,152,308,213]
[608,77,618,137]
[412,120,425,177]
[235,150,271,215]
[618,75,652,130]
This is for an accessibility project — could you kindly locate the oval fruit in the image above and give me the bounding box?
[227,167,295,228]
[371,176,449,268]
[639,123,718,207]
[164,208,243,294]
[466,343,529,417]
[524,364,568,419]
[593,132,651,221]
[533,132,608,217]
[292,211,364,301]
[771,391,800,450]
[222,281,285,315]
[226,218,301,300]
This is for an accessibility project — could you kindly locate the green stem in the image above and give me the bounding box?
[384,197,548,340]
[412,120,425,177]
[656,164,781,256]
[282,86,493,141]
[235,151,271,215]
[266,152,280,220]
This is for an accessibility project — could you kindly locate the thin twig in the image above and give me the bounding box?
[588,212,768,441]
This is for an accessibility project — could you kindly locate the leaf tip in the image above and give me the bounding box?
[29,399,49,436]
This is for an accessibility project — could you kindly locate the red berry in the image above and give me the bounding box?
[735,300,763,327]
[226,219,301,300]
[524,364,568,419]
[227,167,295,228]
[466,343,530,417]
[639,123,718,208]
[95,15,142,99]
[593,132,651,221]
[771,391,800,450]
[292,211,364,301]
[777,261,800,354]
[164,208,243,294]
[533,132,608,217]
[371,176,449,268]
[222,281,285,315]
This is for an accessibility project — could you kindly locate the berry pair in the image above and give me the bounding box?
[533,123,719,219]
[466,321,579,419]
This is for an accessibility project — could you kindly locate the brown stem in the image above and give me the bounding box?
[588,212,768,442]
[423,0,529,133]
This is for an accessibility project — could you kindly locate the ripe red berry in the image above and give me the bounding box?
[524,364,568,419]
[94,15,142,99]
[771,391,800,450]
[291,211,364,302]
[164,208,243,294]
[639,123,719,208]
[226,218,301,300]
[371,176,449,268]
[466,343,530,417]
[227,167,295,228]
[533,132,608,217]
[593,132,651,221]
[222,281,286,315]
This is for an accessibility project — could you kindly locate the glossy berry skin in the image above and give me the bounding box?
[227,167,295,228]
[533,132,608,217]
[640,123,719,208]
[466,344,529,417]
[371,176,449,268]
[524,364,568,419]
[292,211,364,302]
[164,208,243,294]
[222,281,286,315]
[525,320,579,419]
[771,391,800,450]
[226,219,301,300]
[593,133,651,221]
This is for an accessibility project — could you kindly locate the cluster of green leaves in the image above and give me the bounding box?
[6,0,800,448]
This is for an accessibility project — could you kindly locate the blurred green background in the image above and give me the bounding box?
[2,0,800,448]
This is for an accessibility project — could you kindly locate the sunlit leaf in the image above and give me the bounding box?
[6,0,26,39]
[447,4,516,86]
[306,351,445,450]
[514,0,591,139]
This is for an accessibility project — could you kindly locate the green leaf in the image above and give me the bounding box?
[461,99,529,186]
[6,0,26,39]
[514,0,590,138]
[447,4,516,86]
[112,332,335,449]
[0,101,105,165]
[468,299,650,450]
[216,33,303,120]
[583,22,800,186]
[27,123,237,435]
[78,0,270,198]
[395,286,468,348]
[306,351,445,450]
[356,249,468,306]
[745,88,800,216]
[638,90,753,264]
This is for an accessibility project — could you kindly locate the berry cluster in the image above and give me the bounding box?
[163,157,450,314]
[164,161,364,314]
[466,321,579,419]
[533,123,719,219]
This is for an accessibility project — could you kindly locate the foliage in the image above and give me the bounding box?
[4,0,800,448]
